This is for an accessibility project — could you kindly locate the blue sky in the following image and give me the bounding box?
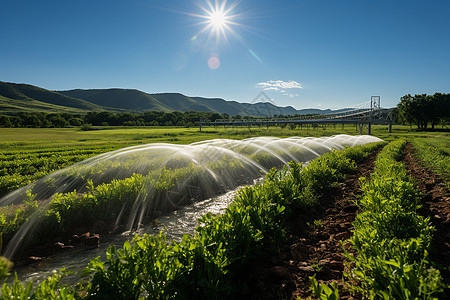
[1,0,449,110]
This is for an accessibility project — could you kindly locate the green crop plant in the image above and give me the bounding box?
[0,140,385,298]
[81,141,384,298]
[313,219,323,228]
[308,275,339,300]
[411,137,450,189]
[1,270,78,300]
[0,147,115,197]
[0,257,12,280]
[347,140,446,299]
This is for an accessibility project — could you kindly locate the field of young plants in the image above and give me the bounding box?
[0,125,384,197]
[0,126,448,299]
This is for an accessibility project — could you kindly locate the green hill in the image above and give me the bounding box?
[191,96,300,116]
[1,82,345,117]
[59,89,171,112]
[189,97,243,115]
[60,89,303,116]
[60,90,216,113]
[151,93,214,112]
[0,82,121,113]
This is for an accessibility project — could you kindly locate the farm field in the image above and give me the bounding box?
[2,0,449,297]
[1,125,449,197]
[0,125,377,197]
[0,124,415,151]
[0,125,449,298]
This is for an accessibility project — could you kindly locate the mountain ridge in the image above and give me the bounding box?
[0,82,125,113]
[0,81,350,116]
[60,88,340,116]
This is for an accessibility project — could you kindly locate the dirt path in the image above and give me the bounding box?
[239,149,380,299]
[402,143,450,286]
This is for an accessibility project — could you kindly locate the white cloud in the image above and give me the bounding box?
[263,86,280,91]
[256,80,303,90]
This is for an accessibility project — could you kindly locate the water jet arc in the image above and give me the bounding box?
[0,135,382,258]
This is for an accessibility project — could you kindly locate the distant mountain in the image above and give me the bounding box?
[190,97,244,115]
[190,97,350,116]
[151,93,214,112]
[60,88,328,116]
[0,81,353,116]
[59,89,217,113]
[59,89,170,112]
[191,96,300,116]
[0,82,121,113]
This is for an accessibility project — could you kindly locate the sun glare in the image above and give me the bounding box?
[185,0,262,69]
[191,0,241,46]
[209,10,227,29]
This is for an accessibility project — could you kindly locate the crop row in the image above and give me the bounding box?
[0,149,282,253]
[0,141,384,298]
[1,164,214,250]
[411,137,450,189]
[346,140,446,298]
[0,147,119,197]
[0,138,367,251]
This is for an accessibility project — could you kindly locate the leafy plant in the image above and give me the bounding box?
[0,139,385,298]
[309,275,339,300]
[347,140,446,299]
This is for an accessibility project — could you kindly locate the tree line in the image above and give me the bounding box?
[396,93,450,129]
[0,111,324,129]
[2,93,448,130]
[0,111,229,128]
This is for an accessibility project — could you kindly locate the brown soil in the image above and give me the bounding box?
[402,143,450,285]
[239,149,381,299]
[242,143,450,299]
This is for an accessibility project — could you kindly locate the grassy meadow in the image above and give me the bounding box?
[0,124,414,151]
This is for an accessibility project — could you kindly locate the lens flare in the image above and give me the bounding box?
[190,0,242,48]
[208,55,221,69]
[161,1,265,65]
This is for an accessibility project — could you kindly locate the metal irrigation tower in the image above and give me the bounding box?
[367,96,381,134]
[370,96,380,113]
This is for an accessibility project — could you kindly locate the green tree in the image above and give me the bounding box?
[19,112,42,127]
[397,93,450,130]
[431,93,450,128]
[48,114,69,128]
[0,115,12,127]
[69,117,84,126]
[210,113,222,122]
[397,94,429,129]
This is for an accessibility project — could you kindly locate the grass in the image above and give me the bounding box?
[1,125,449,195]
[0,95,89,114]
[411,137,450,189]
[0,124,441,151]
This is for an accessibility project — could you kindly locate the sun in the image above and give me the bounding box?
[209,10,227,30]
[191,0,241,46]
[185,0,263,69]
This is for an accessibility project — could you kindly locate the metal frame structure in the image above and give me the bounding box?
[200,96,394,134]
